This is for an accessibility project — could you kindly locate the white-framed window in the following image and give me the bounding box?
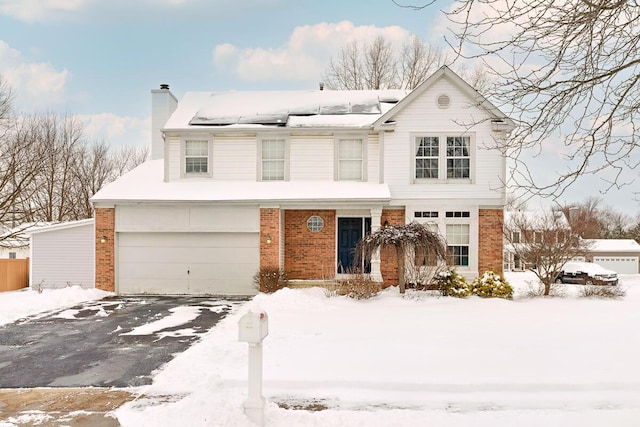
[413,134,473,182]
[260,138,286,181]
[446,224,470,267]
[512,231,521,244]
[8,252,16,259]
[446,136,470,179]
[184,139,210,175]
[336,137,366,181]
[415,136,439,179]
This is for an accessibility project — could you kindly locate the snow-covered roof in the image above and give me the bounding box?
[28,218,95,235]
[584,239,640,253]
[0,222,53,248]
[163,90,408,131]
[91,160,391,204]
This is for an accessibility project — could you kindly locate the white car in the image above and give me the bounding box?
[555,261,618,286]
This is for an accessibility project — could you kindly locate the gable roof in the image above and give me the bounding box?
[372,66,515,131]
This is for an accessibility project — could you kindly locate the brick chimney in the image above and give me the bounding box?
[150,84,178,160]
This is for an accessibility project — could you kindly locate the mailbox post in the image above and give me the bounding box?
[238,310,269,426]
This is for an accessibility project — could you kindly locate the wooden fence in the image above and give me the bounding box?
[0,258,29,292]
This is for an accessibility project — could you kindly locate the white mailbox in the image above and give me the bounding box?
[238,310,269,343]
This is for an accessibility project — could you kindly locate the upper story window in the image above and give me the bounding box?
[446,137,470,179]
[337,138,365,181]
[413,134,473,182]
[185,140,209,174]
[415,137,439,179]
[261,138,286,181]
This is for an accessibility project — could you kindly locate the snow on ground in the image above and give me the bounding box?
[113,272,640,426]
[1,275,638,426]
[0,286,111,326]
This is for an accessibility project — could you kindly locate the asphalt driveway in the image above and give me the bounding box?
[0,295,247,388]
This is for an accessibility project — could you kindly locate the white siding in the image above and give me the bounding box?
[116,204,259,233]
[367,133,379,183]
[167,138,181,181]
[30,222,94,289]
[290,135,334,180]
[383,76,504,205]
[212,136,256,181]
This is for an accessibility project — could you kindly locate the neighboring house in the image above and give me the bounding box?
[503,210,572,271]
[577,239,640,274]
[91,66,514,295]
[29,219,95,289]
[0,223,51,259]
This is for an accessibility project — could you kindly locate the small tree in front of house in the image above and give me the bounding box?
[505,210,592,296]
[356,222,447,293]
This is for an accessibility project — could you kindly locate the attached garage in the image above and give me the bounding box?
[117,232,259,295]
[30,219,95,289]
[593,257,639,275]
[585,239,640,275]
[108,203,261,296]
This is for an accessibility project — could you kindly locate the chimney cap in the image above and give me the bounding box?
[160,84,170,90]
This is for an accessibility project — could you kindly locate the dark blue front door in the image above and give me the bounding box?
[337,218,371,273]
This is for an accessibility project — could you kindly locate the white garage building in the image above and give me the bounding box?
[29,219,95,289]
[584,239,640,275]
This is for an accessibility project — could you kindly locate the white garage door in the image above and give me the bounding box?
[118,232,259,295]
[593,256,639,274]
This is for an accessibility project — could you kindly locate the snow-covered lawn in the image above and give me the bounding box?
[117,272,640,426]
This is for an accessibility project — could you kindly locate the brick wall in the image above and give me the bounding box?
[478,208,504,275]
[379,208,406,287]
[260,208,280,270]
[284,210,336,279]
[95,207,115,292]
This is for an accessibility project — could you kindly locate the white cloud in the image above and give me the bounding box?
[212,21,413,84]
[77,113,150,148]
[0,0,88,22]
[0,40,69,110]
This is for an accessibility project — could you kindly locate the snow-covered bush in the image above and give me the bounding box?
[470,271,513,299]
[435,269,470,298]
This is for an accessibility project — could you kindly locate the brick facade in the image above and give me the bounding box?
[379,208,406,287]
[260,208,280,270]
[95,207,115,292]
[284,210,336,279]
[478,208,504,275]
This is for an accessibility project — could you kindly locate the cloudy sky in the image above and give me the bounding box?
[0,0,637,214]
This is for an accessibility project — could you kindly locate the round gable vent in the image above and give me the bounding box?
[436,94,451,109]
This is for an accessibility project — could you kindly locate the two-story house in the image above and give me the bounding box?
[91,66,514,295]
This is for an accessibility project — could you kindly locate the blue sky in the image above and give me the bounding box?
[0,0,638,214]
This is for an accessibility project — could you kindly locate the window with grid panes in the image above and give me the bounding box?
[446,223,470,266]
[446,136,470,178]
[185,140,208,173]
[415,136,439,179]
[261,138,285,181]
[338,138,363,180]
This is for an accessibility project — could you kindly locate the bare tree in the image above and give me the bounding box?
[561,197,633,239]
[356,222,448,293]
[324,35,469,90]
[24,113,85,222]
[504,210,592,295]
[396,0,640,203]
[363,36,397,90]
